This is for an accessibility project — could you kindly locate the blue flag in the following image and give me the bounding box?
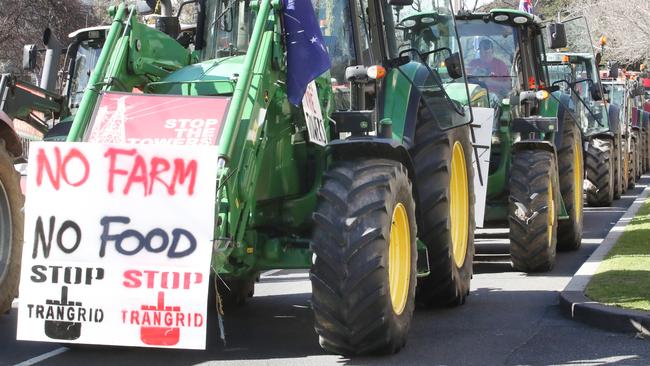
[282,0,331,105]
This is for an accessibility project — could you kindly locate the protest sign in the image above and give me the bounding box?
[17,142,218,349]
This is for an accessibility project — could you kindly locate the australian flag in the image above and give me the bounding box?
[518,0,533,14]
[282,0,331,105]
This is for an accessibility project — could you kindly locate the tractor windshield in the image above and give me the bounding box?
[456,19,516,101]
[607,83,626,106]
[396,7,459,84]
[313,0,356,87]
[69,38,103,111]
[201,0,252,59]
[570,58,609,131]
[557,17,595,55]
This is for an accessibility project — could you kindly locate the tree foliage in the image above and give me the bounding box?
[475,0,650,64]
[0,0,101,76]
[567,0,650,64]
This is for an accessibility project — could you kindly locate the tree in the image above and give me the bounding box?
[567,0,650,64]
[0,0,100,76]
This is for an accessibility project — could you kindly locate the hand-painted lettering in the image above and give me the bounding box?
[122,270,203,289]
[32,216,82,259]
[31,265,104,285]
[99,216,197,258]
[104,147,198,196]
[36,147,90,189]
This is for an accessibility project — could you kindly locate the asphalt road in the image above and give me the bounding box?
[3,179,650,366]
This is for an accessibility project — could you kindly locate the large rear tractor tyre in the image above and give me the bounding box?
[411,118,475,308]
[621,138,629,194]
[633,131,642,180]
[311,159,417,356]
[643,128,650,172]
[585,138,614,207]
[508,150,559,272]
[0,141,24,315]
[613,137,622,200]
[557,122,584,251]
[628,137,637,189]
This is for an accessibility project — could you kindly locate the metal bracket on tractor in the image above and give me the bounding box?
[511,117,558,135]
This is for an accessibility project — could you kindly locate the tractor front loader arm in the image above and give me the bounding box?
[0,74,64,156]
[67,4,192,141]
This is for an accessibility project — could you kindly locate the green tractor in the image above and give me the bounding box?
[546,51,620,207]
[63,0,477,354]
[551,17,625,207]
[628,84,649,181]
[602,78,632,195]
[453,9,584,272]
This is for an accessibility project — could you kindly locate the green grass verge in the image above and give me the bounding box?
[585,196,650,311]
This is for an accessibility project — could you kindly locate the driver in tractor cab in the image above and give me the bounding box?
[468,39,509,96]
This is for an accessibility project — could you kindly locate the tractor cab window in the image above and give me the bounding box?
[608,84,625,106]
[393,0,472,127]
[314,0,368,110]
[456,20,517,103]
[202,0,252,60]
[396,11,458,84]
[69,38,104,111]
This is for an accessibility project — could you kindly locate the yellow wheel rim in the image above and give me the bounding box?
[574,141,583,222]
[389,203,410,315]
[450,142,469,268]
[547,176,555,247]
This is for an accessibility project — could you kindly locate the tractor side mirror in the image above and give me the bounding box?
[591,84,603,101]
[136,0,156,15]
[595,52,602,66]
[445,52,463,80]
[547,23,567,49]
[389,0,414,6]
[22,44,37,70]
[155,16,181,39]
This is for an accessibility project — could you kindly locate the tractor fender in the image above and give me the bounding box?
[0,111,22,157]
[512,140,557,156]
[327,138,416,180]
[327,138,420,214]
[588,131,615,142]
[378,62,431,148]
[553,93,580,148]
[608,104,621,135]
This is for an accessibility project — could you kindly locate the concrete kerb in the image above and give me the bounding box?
[560,182,650,335]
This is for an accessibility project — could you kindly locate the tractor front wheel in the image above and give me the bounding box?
[311,159,417,356]
[628,137,637,189]
[508,150,559,272]
[557,122,583,251]
[0,141,24,315]
[585,138,614,207]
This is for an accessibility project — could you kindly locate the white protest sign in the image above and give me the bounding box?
[302,81,328,146]
[17,142,218,349]
[470,107,495,228]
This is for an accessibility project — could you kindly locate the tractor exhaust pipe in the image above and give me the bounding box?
[40,28,62,93]
[159,0,173,16]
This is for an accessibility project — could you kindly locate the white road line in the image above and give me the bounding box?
[13,347,68,366]
[261,269,284,277]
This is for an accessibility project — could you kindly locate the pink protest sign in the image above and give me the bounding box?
[88,92,230,145]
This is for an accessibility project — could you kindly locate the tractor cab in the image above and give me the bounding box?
[65,26,109,113]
